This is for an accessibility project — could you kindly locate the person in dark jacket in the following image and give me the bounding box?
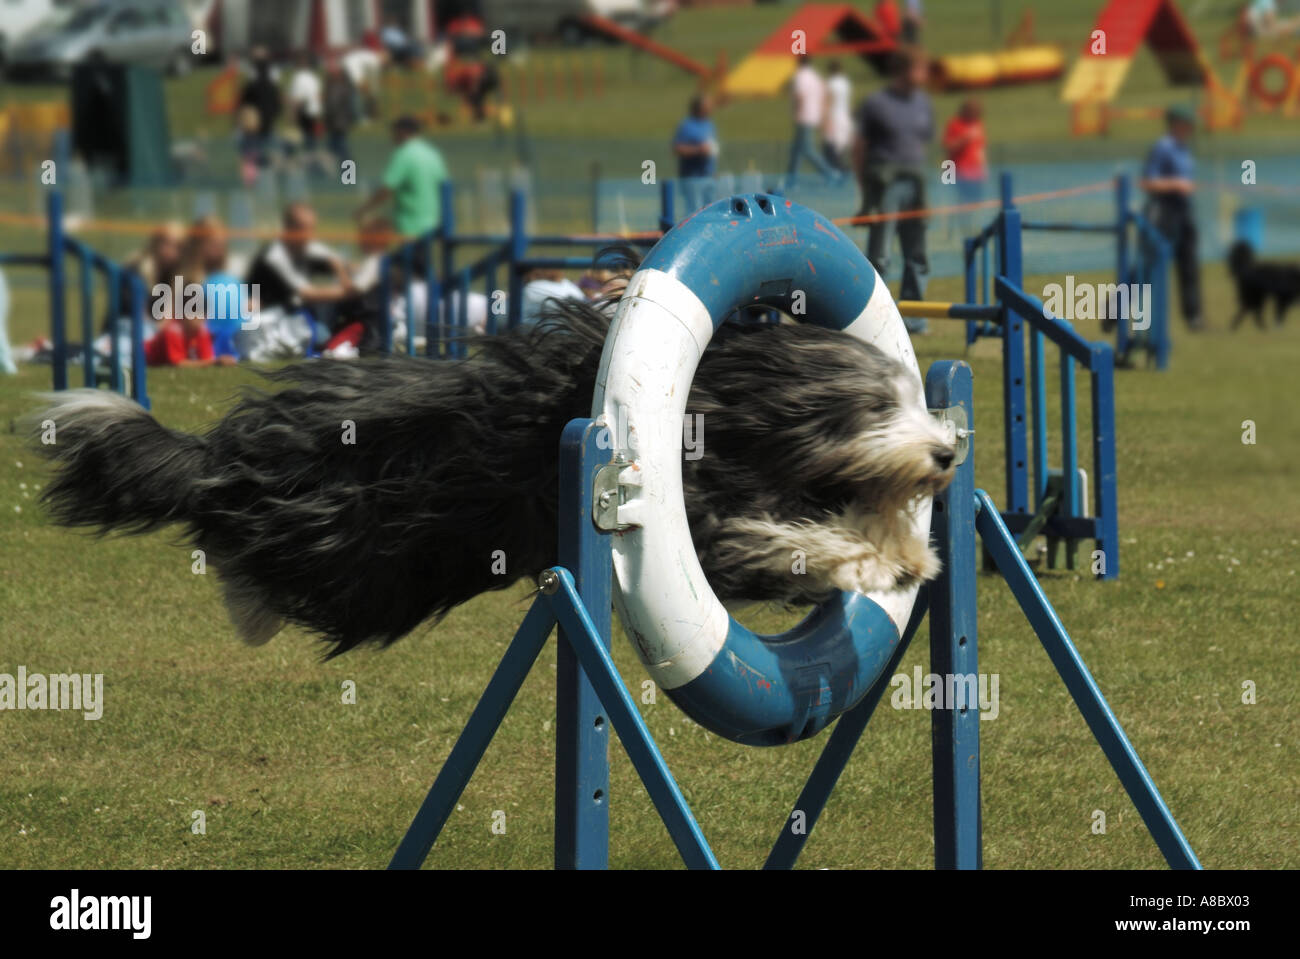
[237,47,282,173]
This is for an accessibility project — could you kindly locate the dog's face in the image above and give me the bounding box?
[1228,240,1255,277]
[805,344,959,509]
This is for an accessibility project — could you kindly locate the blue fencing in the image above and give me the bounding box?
[6,192,149,408]
[963,174,1172,370]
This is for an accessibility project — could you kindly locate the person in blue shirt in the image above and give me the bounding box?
[672,95,719,215]
[1140,106,1203,331]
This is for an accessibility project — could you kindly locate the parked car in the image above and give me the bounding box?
[5,1,195,80]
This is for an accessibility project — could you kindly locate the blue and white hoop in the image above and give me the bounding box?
[592,194,930,746]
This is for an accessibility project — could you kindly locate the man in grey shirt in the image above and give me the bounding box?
[854,49,934,333]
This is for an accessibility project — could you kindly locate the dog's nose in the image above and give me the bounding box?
[932,448,955,471]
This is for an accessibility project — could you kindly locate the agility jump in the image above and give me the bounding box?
[382,194,1198,870]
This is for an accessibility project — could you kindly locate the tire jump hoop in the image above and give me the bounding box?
[593,193,929,746]
[389,195,1200,871]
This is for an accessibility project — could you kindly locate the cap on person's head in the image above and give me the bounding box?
[392,115,421,137]
[1166,105,1195,128]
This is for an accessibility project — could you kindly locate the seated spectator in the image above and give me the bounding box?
[521,269,586,326]
[323,218,487,357]
[184,215,244,363]
[247,203,353,312]
[144,314,215,367]
[124,223,185,323]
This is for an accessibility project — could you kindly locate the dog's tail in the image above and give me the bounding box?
[25,390,207,535]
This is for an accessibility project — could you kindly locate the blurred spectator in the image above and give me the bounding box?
[381,18,420,66]
[184,216,243,364]
[521,270,585,326]
[823,62,854,173]
[125,223,185,321]
[874,0,902,36]
[854,48,934,334]
[1140,106,1204,331]
[144,314,215,367]
[322,56,357,164]
[288,54,323,156]
[246,203,354,324]
[237,48,281,179]
[943,98,989,227]
[355,116,450,240]
[902,0,924,43]
[672,94,719,214]
[342,46,385,121]
[787,55,841,186]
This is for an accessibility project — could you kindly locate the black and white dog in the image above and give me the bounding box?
[28,300,957,657]
[1227,240,1300,330]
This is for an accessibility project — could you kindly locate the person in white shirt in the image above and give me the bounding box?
[342,47,385,122]
[288,55,323,152]
[787,55,841,186]
[822,61,853,173]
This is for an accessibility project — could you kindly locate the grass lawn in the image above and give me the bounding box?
[1,255,1296,869]
[0,0,1297,870]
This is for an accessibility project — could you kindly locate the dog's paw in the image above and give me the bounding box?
[898,536,942,585]
[828,551,907,595]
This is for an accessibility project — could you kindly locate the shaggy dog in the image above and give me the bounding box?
[28,300,957,657]
[1227,240,1300,330]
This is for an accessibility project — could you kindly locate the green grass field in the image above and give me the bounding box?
[1,0,1298,870]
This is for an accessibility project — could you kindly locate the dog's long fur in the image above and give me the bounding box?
[28,300,957,656]
[1227,241,1300,330]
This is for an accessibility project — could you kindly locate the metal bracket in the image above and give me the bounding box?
[593,452,641,531]
[930,405,973,466]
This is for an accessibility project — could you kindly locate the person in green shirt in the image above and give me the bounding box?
[355,115,449,239]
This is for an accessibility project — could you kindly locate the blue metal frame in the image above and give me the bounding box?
[387,362,1192,868]
[25,192,150,409]
[968,174,1171,370]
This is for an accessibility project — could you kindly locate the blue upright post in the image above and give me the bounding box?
[1059,324,1079,570]
[79,250,94,387]
[507,189,527,329]
[554,420,612,869]
[129,273,149,409]
[545,570,719,870]
[1029,326,1047,509]
[1116,175,1130,292]
[48,191,67,392]
[926,361,982,869]
[974,492,1198,869]
[963,237,978,346]
[998,176,1030,518]
[106,263,122,395]
[1090,343,1119,580]
[440,180,456,350]
[660,179,676,232]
